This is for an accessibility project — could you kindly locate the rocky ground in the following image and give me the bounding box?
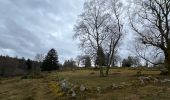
[0,68,170,100]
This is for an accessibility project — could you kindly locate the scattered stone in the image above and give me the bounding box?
[80,84,86,92]
[138,76,151,85]
[138,77,145,85]
[96,87,101,94]
[112,83,118,89]
[120,82,129,86]
[160,79,170,83]
[60,79,68,91]
[153,78,159,83]
[71,88,76,97]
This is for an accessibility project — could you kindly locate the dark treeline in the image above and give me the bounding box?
[0,55,41,77]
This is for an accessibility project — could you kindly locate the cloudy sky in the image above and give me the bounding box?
[0,0,85,62]
[0,0,134,64]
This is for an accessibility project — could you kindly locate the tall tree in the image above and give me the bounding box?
[26,59,32,71]
[129,0,170,73]
[104,0,123,76]
[74,0,110,76]
[74,0,123,76]
[41,48,59,71]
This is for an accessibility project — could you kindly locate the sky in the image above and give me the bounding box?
[0,0,85,63]
[0,0,134,64]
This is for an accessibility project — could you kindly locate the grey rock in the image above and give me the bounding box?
[71,88,76,97]
[80,84,86,91]
[97,87,101,94]
[153,78,159,83]
[160,79,170,83]
[138,76,151,85]
[112,83,118,89]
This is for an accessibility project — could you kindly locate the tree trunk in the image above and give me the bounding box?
[105,66,110,76]
[165,49,170,74]
[100,67,104,77]
[164,39,170,74]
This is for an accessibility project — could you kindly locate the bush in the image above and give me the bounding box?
[21,73,44,79]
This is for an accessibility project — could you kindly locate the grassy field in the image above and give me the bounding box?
[0,68,170,100]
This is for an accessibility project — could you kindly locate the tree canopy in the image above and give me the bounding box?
[41,48,59,71]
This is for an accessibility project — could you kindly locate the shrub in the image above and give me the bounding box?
[49,82,65,97]
[21,73,44,79]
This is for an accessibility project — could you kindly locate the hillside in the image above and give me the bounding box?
[0,68,170,100]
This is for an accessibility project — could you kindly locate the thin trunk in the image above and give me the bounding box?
[164,39,170,74]
[105,50,115,76]
[105,66,109,76]
[165,56,170,73]
[164,48,170,74]
[100,67,104,77]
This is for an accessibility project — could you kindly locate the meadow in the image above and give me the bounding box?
[0,68,170,100]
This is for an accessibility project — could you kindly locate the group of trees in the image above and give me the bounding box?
[76,55,92,67]
[122,56,141,67]
[0,48,60,76]
[0,56,40,77]
[0,48,93,77]
[74,0,170,76]
[1,0,170,76]
[63,59,77,68]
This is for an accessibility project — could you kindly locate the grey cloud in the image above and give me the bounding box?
[0,0,84,62]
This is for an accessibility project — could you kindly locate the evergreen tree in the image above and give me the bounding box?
[63,59,77,68]
[26,59,32,70]
[84,56,91,67]
[95,46,105,77]
[122,56,133,67]
[95,46,105,66]
[41,48,59,71]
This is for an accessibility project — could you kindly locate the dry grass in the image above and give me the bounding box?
[0,68,170,100]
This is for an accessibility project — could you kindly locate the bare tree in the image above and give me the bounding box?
[74,0,124,76]
[134,42,163,66]
[35,53,44,62]
[104,0,123,76]
[129,0,170,73]
[74,0,110,76]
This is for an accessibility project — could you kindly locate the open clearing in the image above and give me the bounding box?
[0,68,170,100]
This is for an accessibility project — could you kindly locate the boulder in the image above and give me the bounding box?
[96,87,101,94]
[60,79,68,91]
[153,78,159,83]
[120,82,129,86]
[138,76,151,85]
[112,83,118,89]
[70,88,76,97]
[80,84,86,92]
